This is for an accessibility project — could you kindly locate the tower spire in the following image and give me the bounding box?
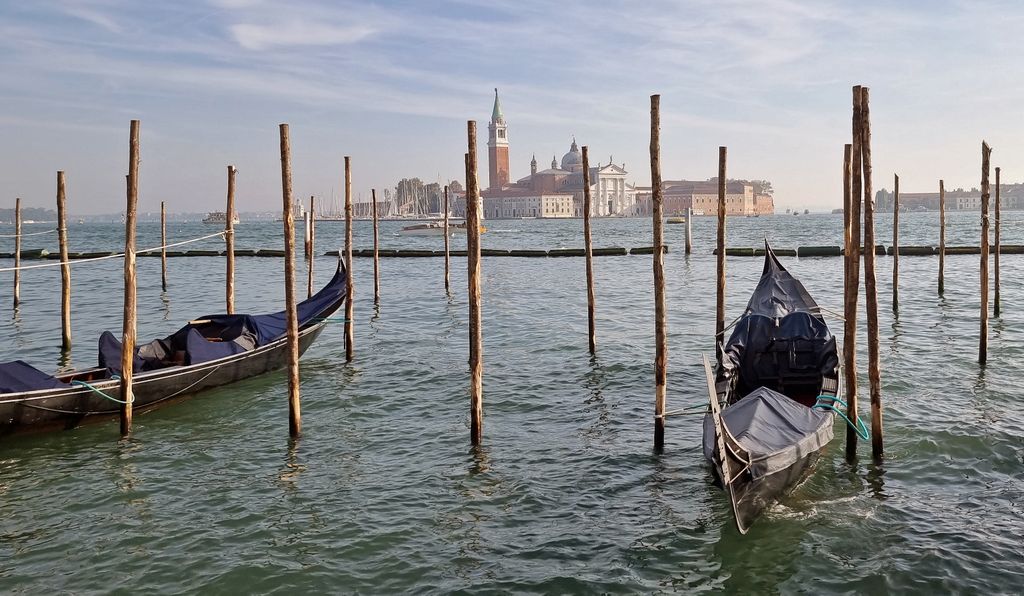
[491,88,503,123]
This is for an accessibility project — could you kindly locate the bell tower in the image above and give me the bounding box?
[487,88,510,191]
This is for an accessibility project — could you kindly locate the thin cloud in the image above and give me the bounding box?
[230,20,376,50]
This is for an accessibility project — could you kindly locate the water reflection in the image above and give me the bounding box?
[865,462,887,501]
[160,291,171,321]
[277,438,305,493]
[579,354,610,445]
[57,347,72,374]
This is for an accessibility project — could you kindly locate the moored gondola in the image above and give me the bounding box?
[0,260,347,436]
[702,241,852,534]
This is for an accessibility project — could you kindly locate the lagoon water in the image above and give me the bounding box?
[0,212,1022,593]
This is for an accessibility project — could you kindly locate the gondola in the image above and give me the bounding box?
[0,260,347,436]
[702,241,843,534]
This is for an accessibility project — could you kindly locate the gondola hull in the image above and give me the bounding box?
[0,323,328,435]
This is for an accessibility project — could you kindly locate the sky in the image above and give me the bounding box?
[2,0,1023,214]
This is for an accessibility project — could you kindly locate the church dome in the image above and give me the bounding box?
[560,139,582,171]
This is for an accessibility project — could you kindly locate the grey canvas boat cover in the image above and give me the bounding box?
[704,386,833,479]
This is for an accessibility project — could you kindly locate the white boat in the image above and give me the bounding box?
[203,211,240,225]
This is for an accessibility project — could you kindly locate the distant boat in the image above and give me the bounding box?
[399,221,486,236]
[203,211,240,225]
[666,217,687,224]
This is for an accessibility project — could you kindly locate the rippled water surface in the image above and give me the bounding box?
[0,212,1022,593]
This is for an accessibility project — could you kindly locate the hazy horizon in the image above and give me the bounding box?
[3,1,1022,215]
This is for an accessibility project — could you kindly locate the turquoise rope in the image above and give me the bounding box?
[813,395,869,440]
[71,380,128,405]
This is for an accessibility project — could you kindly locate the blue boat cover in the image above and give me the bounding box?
[100,260,347,375]
[0,360,71,394]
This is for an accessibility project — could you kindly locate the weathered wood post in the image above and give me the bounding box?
[279,124,301,437]
[845,86,864,461]
[303,210,311,261]
[582,146,597,354]
[715,147,727,364]
[344,156,354,362]
[443,185,451,293]
[939,180,946,295]
[372,188,380,304]
[685,206,692,255]
[980,142,991,365]
[994,166,1001,317]
[120,120,140,437]
[160,201,168,292]
[892,173,899,314]
[466,123,484,446]
[226,166,236,313]
[650,95,667,450]
[13,197,20,309]
[56,171,71,352]
[307,196,315,299]
[860,87,883,461]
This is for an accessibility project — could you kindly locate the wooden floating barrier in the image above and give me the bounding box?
[21,249,51,259]
[185,250,220,257]
[798,246,842,257]
[889,246,935,256]
[508,249,548,257]
[257,249,285,257]
[480,248,511,257]
[631,246,669,255]
[548,248,586,257]
[754,247,795,257]
[946,246,981,255]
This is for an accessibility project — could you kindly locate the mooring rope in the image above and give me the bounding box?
[70,379,129,405]
[0,228,59,238]
[0,230,226,273]
[813,395,869,440]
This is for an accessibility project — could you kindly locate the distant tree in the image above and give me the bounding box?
[448,180,464,194]
[752,180,774,196]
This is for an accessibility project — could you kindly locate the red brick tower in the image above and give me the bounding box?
[488,88,509,191]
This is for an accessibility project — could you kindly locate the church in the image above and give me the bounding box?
[481,89,636,218]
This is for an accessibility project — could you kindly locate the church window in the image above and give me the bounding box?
[497,130,505,139]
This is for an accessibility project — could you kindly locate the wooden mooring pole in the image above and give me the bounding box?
[57,171,71,352]
[226,166,236,313]
[443,185,451,293]
[582,145,597,354]
[650,95,667,451]
[279,124,301,437]
[939,180,946,295]
[307,196,315,299]
[845,85,863,461]
[860,87,883,461]
[344,156,354,362]
[980,142,991,365]
[303,211,311,261]
[372,188,380,304]
[13,197,20,309]
[466,123,484,446]
[160,201,168,292]
[685,206,692,255]
[715,147,727,364]
[995,167,1001,317]
[120,120,140,437]
[892,173,899,314]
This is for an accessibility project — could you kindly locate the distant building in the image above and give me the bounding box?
[634,180,774,216]
[876,185,1024,211]
[481,89,637,218]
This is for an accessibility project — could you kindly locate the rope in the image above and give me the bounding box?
[658,404,709,419]
[70,380,129,404]
[813,395,869,440]
[812,305,846,321]
[715,313,745,337]
[0,228,58,238]
[0,231,226,273]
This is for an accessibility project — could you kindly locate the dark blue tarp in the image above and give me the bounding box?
[720,242,838,402]
[101,260,347,374]
[0,360,71,393]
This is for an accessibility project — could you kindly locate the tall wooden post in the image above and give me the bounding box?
[994,167,1001,317]
[892,173,899,314]
[443,185,451,293]
[303,211,311,261]
[120,120,140,437]
[715,147,727,364]
[12,197,20,309]
[845,86,864,461]
[860,88,882,461]
[307,196,315,299]
[466,123,484,446]
[842,143,855,457]
[685,206,692,255]
[226,166,236,313]
[344,156,354,362]
[939,180,945,295]
[279,124,301,437]
[980,142,991,365]
[372,189,380,304]
[582,146,597,354]
[650,95,667,451]
[160,201,168,292]
[56,171,71,352]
